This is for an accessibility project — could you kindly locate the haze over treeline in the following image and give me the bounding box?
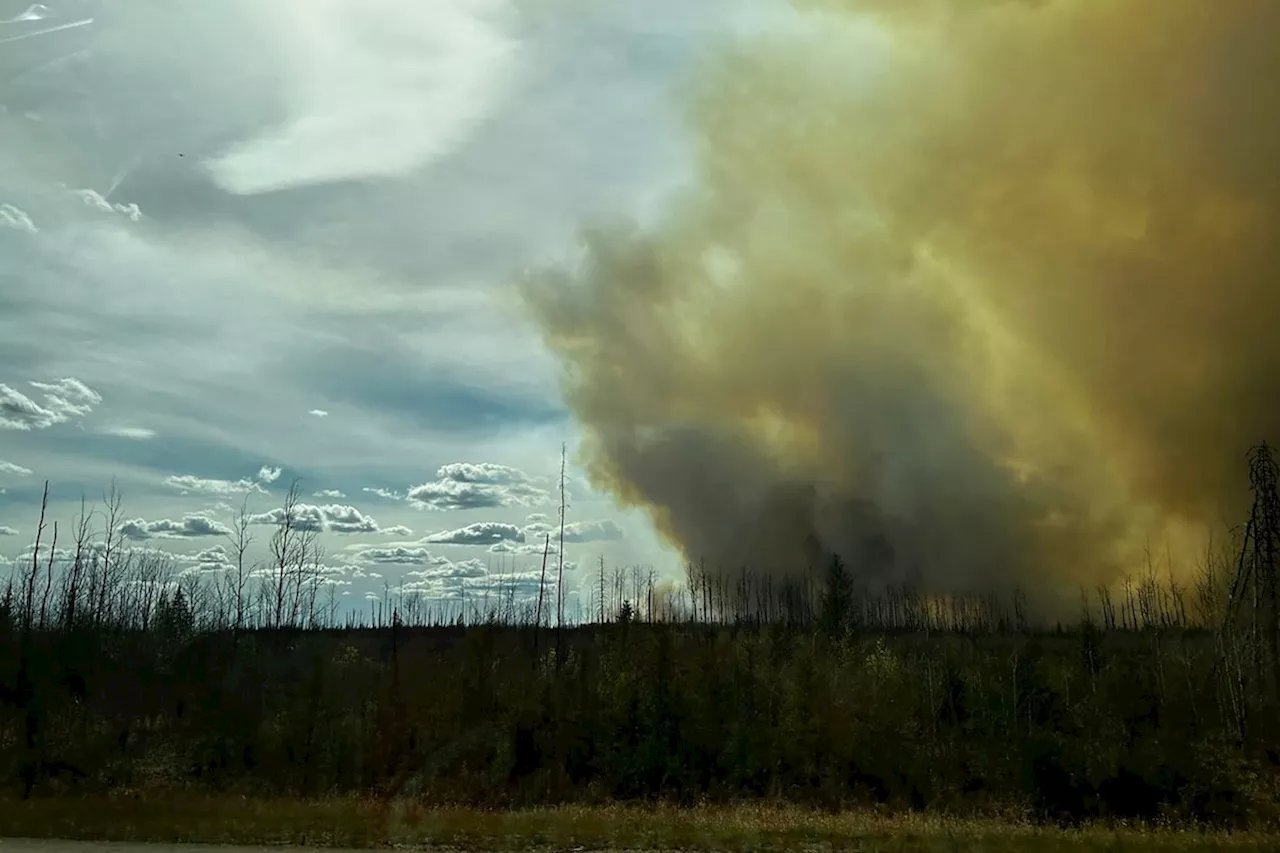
[520,0,1280,614]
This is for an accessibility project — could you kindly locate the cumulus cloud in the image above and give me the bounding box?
[322,504,380,534]
[489,540,556,555]
[0,460,33,477]
[183,544,233,572]
[314,488,346,498]
[0,526,18,536]
[405,558,488,583]
[250,504,326,532]
[309,409,329,418]
[120,514,233,540]
[381,525,414,537]
[348,544,448,566]
[0,377,101,430]
[0,203,37,234]
[204,0,522,194]
[424,521,525,546]
[523,520,553,538]
[163,474,267,496]
[257,465,283,483]
[250,502,380,534]
[408,462,548,511]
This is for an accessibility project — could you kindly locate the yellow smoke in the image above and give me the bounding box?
[520,0,1280,611]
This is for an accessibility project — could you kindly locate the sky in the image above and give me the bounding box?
[0,0,781,614]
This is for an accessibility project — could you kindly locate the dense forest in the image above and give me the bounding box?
[2,446,1280,829]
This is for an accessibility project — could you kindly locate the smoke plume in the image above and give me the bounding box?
[520,1,1280,610]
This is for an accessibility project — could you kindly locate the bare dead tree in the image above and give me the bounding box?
[38,521,57,630]
[24,481,49,635]
[598,554,606,624]
[556,443,567,631]
[60,495,94,631]
[95,481,125,629]
[534,533,550,653]
[224,492,256,639]
[269,479,306,629]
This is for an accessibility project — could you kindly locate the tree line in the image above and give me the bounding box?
[1,446,1279,828]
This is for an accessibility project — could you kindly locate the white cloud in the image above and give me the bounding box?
[562,518,625,543]
[205,0,522,194]
[523,520,553,538]
[250,504,326,532]
[406,558,488,582]
[424,521,524,546]
[164,474,267,496]
[0,460,33,477]
[381,524,414,537]
[0,526,18,536]
[250,502,380,534]
[0,377,101,430]
[120,514,233,540]
[0,203,37,233]
[363,486,404,500]
[257,465,283,483]
[489,540,557,555]
[314,488,346,498]
[348,544,448,566]
[69,188,142,222]
[321,503,380,534]
[185,544,233,572]
[309,409,329,418]
[97,425,156,440]
[408,462,548,511]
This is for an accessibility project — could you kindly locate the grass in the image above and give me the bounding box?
[1,796,1279,852]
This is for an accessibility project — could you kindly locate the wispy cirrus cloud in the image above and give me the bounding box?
[0,460,33,477]
[96,425,156,440]
[0,377,101,431]
[163,474,267,496]
[70,188,142,221]
[0,203,37,234]
[362,487,404,501]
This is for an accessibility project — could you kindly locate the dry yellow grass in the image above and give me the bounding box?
[2,797,1278,852]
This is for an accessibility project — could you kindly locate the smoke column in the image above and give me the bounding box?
[520,0,1280,611]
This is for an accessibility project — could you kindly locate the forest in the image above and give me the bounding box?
[2,445,1279,830]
